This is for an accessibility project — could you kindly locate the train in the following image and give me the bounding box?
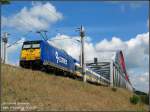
[19,40,132,90]
[19,40,110,84]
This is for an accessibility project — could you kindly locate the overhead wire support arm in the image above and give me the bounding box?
[36,30,45,41]
[43,30,48,41]
[36,30,48,41]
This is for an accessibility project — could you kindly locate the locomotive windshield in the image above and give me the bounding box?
[23,44,31,49]
[32,43,40,48]
[22,43,40,49]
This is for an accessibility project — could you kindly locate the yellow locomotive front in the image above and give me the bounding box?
[20,41,42,68]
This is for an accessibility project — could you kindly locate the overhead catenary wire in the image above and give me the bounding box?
[7,39,23,48]
[48,37,80,42]
[6,37,80,48]
[44,6,62,20]
[7,31,32,48]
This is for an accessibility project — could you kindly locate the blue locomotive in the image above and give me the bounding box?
[19,40,77,74]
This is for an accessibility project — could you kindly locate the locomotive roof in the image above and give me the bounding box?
[23,40,43,44]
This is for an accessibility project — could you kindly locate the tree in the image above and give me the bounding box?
[0,0,10,4]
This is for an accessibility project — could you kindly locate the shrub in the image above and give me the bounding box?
[145,94,149,104]
[111,87,117,92]
[139,94,149,105]
[130,94,140,104]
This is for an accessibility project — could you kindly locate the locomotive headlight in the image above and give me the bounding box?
[34,49,40,59]
[21,50,27,58]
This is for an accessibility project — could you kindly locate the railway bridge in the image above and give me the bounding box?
[85,50,133,91]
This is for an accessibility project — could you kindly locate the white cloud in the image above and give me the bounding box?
[48,34,81,60]
[1,16,7,28]
[95,37,127,51]
[147,19,149,29]
[129,71,149,92]
[126,32,149,69]
[96,32,149,69]
[31,1,43,6]
[48,34,98,61]
[129,1,145,9]
[5,38,25,66]
[2,2,62,31]
[107,1,148,12]
[7,38,25,53]
[49,32,149,70]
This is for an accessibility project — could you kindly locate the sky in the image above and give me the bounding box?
[1,1,149,93]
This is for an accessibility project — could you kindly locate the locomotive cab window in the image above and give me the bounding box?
[22,43,40,49]
[32,44,40,48]
[23,44,31,49]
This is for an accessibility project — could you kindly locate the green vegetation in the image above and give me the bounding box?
[0,0,10,4]
[134,90,147,96]
[111,87,117,92]
[139,94,149,105]
[134,90,149,105]
[130,94,140,104]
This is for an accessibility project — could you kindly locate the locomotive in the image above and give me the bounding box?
[19,40,77,75]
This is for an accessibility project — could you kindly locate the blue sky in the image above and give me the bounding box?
[1,1,149,92]
[2,1,149,42]
[51,1,149,41]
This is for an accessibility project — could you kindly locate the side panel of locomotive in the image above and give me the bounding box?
[40,41,75,73]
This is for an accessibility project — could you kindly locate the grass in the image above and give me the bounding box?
[1,64,149,111]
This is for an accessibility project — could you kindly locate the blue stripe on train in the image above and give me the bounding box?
[39,40,76,73]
